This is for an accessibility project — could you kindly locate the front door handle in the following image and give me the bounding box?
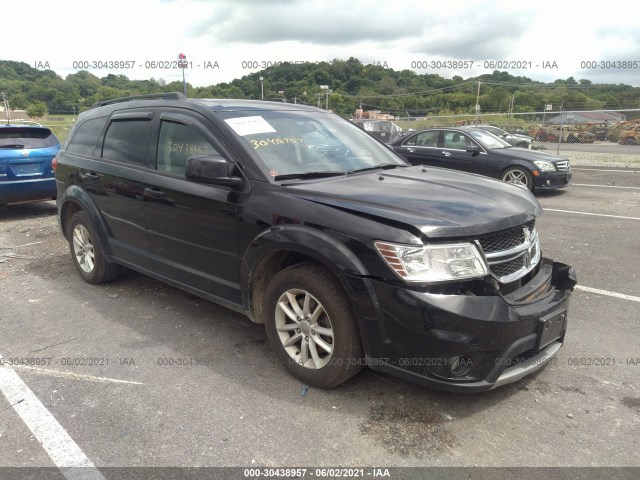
[441,151,452,157]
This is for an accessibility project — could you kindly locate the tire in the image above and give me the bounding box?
[67,211,119,284]
[501,167,534,192]
[567,135,578,143]
[536,132,548,142]
[263,263,364,388]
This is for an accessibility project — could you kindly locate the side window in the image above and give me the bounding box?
[443,131,474,150]
[66,117,108,156]
[101,119,151,166]
[157,121,219,176]
[414,131,439,147]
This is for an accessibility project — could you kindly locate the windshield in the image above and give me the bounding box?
[467,129,512,149]
[0,127,59,148]
[221,110,407,178]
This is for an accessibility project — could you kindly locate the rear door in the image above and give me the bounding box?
[143,110,243,303]
[394,130,442,166]
[82,111,154,268]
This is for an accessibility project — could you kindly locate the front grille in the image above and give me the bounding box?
[476,220,540,284]
[477,220,535,253]
[491,257,524,277]
[555,160,570,171]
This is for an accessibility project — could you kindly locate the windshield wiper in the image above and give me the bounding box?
[274,171,346,181]
[349,164,406,174]
[0,144,25,149]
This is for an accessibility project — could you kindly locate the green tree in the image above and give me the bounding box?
[26,101,47,118]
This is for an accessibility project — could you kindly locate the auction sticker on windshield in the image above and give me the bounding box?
[225,116,276,136]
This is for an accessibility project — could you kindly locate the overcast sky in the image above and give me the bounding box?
[5,0,640,88]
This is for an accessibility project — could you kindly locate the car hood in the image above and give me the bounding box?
[283,166,541,239]
[490,147,568,163]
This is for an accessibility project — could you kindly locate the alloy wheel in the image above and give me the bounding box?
[274,288,334,369]
[72,224,95,273]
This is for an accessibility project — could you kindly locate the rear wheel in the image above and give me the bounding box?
[67,211,119,284]
[263,263,364,388]
[501,167,534,192]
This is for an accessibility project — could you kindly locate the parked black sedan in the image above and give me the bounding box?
[390,127,572,192]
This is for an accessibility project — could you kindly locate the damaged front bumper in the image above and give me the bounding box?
[344,258,577,392]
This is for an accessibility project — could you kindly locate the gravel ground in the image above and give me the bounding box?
[552,151,640,168]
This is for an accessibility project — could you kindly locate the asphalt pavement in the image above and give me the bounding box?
[1,167,639,477]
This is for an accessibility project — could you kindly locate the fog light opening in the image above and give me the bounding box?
[449,355,473,377]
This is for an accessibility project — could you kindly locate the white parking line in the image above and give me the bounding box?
[12,365,145,385]
[573,183,640,190]
[544,208,640,221]
[0,355,105,480]
[576,286,640,303]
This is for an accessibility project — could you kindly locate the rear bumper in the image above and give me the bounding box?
[342,259,577,392]
[0,178,56,204]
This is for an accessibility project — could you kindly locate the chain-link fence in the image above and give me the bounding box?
[393,109,640,145]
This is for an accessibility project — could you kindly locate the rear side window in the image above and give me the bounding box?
[101,119,151,166]
[0,127,59,149]
[66,117,108,156]
[405,131,439,147]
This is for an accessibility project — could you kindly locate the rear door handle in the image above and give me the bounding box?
[144,187,165,199]
[441,151,452,157]
[402,147,415,153]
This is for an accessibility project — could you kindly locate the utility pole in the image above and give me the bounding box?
[259,77,264,99]
[177,53,188,96]
[1,92,10,124]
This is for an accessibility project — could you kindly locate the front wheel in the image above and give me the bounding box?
[263,263,364,388]
[67,211,119,284]
[501,167,534,192]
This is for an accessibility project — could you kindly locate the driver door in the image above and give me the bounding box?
[143,110,243,303]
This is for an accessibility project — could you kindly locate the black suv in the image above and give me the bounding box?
[55,93,576,392]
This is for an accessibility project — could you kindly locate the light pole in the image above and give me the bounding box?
[320,85,330,110]
[259,77,264,99]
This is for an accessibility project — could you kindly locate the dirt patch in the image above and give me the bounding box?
[620,397,640,413]
[0,201,68,278]
[359,401,455,458]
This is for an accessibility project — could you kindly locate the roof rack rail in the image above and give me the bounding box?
[92,92,186,108]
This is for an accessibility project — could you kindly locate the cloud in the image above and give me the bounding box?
[408,13,531,59]
[190,1,415,45]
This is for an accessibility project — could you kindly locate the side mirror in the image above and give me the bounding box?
[466,145,481,153]
[185,154,243,186]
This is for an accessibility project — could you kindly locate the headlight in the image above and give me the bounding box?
[374,241,489,283]
[533,160,556,171]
